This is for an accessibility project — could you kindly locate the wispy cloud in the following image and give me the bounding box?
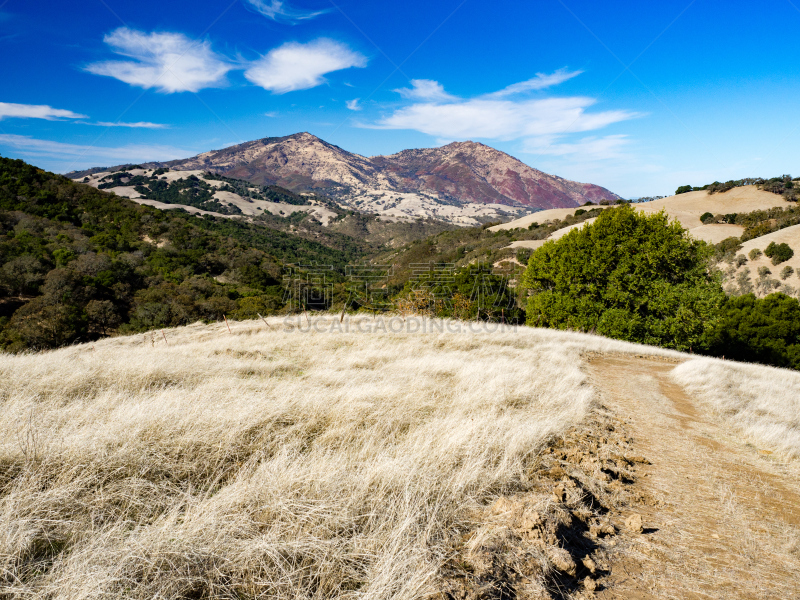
[485,68,583,98]
[394,79,457,103]
[243,0,328,23]
[85,28,232,93]
[346,98,361,111]
[0,102,87,121]
[0,134,189,163]
[244,39,367,93]
[376,96,636,140]
[91,121,168,129]
[373,74,639,159]
[523,134,631,160]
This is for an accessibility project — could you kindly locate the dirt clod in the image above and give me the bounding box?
[625,513,643,533]
[437,408,646,599]
[547,546,577,576]
[582,556,597,573]
[552,485,566,503]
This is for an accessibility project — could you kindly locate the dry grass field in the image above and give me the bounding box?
[672,358,800,459]
[1,316,799,599]
[493,186,790,248]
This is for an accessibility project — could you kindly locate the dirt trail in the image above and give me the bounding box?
[586,355,800,600]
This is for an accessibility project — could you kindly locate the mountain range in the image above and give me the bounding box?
[69,133,619,224]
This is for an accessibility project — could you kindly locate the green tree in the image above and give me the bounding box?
[521,205,724,351]
[515,247,532,265]
[401,263,523,323]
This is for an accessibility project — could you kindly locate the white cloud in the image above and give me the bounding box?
[377,96,637,140]
[245,39,367,93]
[0,102,87,121]
[0,134,189,163]
[346,98,361,111]
[373,76,639,160]
[486,68,583,98]
[85,28,232,93]
[523,134,631,160]
[92,121,168,129]
[243,0,328,23]
[394,79,457,103]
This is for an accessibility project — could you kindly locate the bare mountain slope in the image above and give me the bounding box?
[166,132,387,192]
[71,133,619,224]
[372,141,617,209]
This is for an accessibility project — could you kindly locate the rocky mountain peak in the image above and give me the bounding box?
[71,133,620,216]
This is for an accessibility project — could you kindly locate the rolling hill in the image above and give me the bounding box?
[491,185,792,247]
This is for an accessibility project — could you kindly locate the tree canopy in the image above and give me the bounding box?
[521,205,724,351]
[706,293,800,369]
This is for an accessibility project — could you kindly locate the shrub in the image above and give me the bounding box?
[527,222,540,230]
[765,241,794,265]
[749,248,763,260]
[736,268,754,294]
[521,205,723,352]
[735,254,747,267]
[574,209,586,217]
[516,248,532,265]
[700,212,714,224]
[781,265,795,280]
[758,266,772,278]
[675,185,693,195]
[715,237,742,256]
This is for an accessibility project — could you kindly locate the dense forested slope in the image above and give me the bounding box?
[0,157,370,350]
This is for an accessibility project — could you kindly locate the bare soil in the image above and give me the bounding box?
[587,354,800,600]
[439,353,800,600]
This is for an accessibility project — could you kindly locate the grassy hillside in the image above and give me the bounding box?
[0,316,662,599]
[492,185,794,248]
[2,317,798,598]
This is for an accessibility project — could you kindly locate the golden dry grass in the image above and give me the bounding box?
[671,357,800,460]
[5,315,797,599]
[3,316,654,599]
[723,223,800,296]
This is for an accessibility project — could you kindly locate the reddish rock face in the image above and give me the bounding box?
[151,133,620,210]
[371,142,620,209]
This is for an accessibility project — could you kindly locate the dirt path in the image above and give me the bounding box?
[586,355,800,600]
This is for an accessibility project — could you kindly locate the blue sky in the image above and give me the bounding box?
[1,0,799,197]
